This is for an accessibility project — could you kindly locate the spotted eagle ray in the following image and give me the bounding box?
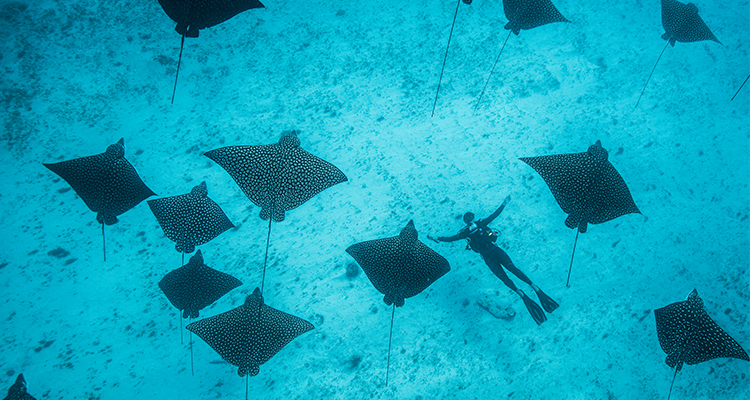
[654,289,749,400]
[44,138,155,261]
[520,140,640,287]
[636,0,720,107]
[159,250,243,320]
[186,287,313,399]
[159,249,242,374]
[148,181,234,265]
[431,0,473,117]
[204,131,347,293]
[346,220,450,386]
[157,0,265,103]
[474,0,570,111]
[2,374,36,400]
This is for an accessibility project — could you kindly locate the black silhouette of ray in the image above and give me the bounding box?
[636,0,721,107]
[520,141,640,287]
[157,0,265,103]
[3,374,36,400]
[475,0,569,111]
[654,289,749,400]
[159,250,243,320]
[204,131,347,293]
[731,74,749,101]
[148,181,234,265]
[44,138,155,261]
[346,220,450,386]
[159,250,242,374]
[431,0,472,117]
[187,287,313,400]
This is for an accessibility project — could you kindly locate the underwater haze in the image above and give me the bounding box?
[1,0,749,399]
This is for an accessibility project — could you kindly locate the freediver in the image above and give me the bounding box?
[428,195,559,325]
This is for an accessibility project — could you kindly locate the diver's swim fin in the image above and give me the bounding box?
[533,287,559,313]
[519,290,547,325]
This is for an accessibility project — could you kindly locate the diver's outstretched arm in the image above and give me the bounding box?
[481,195,511,225]
[428,233,462,243]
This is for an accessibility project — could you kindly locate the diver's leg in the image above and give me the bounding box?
[494,247,534,285]
[496,247,559,313]
[482,251,546,325]
[482,253,518,292]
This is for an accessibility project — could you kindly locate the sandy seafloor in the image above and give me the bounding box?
[1,0,749,399]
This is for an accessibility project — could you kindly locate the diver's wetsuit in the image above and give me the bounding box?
[430,198,559,325]
[434,204,532,293]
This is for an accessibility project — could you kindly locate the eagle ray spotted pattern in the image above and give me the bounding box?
[636,0,720,107]
[520,140,640,286]
[503,0,570,35]
[43,138,155,261]
[204,131,347,292]
[346,220,450,386]
[148,181,234,262]
[474,0,569,110]
[654,289,749,400]
[186,287,313,378]
[660,0,719,46]
[204,132,347,222]
[3,374,36,400]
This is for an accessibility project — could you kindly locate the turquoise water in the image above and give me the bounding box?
[1,0,748,399]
